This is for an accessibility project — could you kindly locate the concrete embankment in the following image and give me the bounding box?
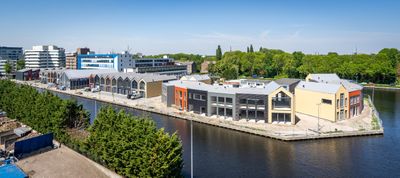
[28,82,383,141]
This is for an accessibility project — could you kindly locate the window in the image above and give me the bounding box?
[218,97,224,103]
[211,96,217,103]
[226,98,233,104]
[194,94,201,100]
[345,98,348,107]
[337,99,339,109]
[322,99,332,105]
[200,95,206,101]
[189,93,192,99]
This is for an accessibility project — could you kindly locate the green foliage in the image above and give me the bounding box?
[216,45,222,61]
[16,59,25,70]
[4,62,12,74]
[0,81,184,177]
[85,106,183,177]
[209,47,398,84]
[0,80,89,142]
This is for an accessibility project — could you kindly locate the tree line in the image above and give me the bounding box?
[209,47,400,84]
[0,80,183,177]
[144,53,215,73]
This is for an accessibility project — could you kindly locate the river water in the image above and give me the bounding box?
[42,88,400,177]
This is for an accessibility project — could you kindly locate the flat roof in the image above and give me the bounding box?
[170,80,281,95]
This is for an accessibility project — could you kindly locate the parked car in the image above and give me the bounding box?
[75,91,83,95]
[57,85,66,90]
[130,93,142,100]
[82,87,91,92]
[47,83,56,88]
[91,87,100,93]
[0,111,6,117]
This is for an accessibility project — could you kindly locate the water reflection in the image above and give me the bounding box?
[38,88,400,177]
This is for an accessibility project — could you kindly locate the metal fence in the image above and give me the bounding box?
[14,133,53,158]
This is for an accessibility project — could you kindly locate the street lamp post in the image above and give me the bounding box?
[190,119,193,178]
[317,102,322,135]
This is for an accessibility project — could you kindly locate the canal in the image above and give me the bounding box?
[42,88,400,177]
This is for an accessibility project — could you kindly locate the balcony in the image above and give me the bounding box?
[272,97,291,110]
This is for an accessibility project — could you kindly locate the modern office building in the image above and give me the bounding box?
[25,45,66,68]
[124,65,187,76]
[162,80,295,124]
[66,48,91,69]
[0,46,23,74]
[176,61,195,74]
[77,51,131,72]
[0,57,5,75]
[133,57,173,67]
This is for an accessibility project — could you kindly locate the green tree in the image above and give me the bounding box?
[16,59,25,70]
[249,44,254,53]
[4,62,12,74]
[216,45,222,61]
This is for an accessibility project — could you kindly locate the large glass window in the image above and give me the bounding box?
[226,98,233,104]
[211,96,217,103]
[218,97,224,103]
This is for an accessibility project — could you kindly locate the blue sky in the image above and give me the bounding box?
[1,0,399,55]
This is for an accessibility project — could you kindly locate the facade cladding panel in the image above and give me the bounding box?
[236,93,268,121]
[187,88,208,114]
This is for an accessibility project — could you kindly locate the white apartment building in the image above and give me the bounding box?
[25,45,66,68]
[0,57,5,74]
[77,51,132,72]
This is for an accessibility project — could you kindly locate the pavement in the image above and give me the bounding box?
[16,145,122,178]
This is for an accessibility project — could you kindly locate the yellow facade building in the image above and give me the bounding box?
[295,81,349,122]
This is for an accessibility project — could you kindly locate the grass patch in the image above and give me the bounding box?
[371,115,380,130]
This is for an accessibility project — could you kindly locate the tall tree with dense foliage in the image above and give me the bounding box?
[16,59,25,70]
[0,80,184,177]
[209,47,399,84]
[85,106,183,177]
[249,44,254,53]
[4,62,12,74]
[216,45,222,61]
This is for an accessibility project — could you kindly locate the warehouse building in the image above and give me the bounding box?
[92,72,177,98]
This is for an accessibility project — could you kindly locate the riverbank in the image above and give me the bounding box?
[17,80,383,141]
[363,85,400,90]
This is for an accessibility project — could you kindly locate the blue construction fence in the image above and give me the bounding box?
[14,133,53,158]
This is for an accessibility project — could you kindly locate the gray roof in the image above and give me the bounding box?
[275,78,301,85]
[17,68,32,72]
[326,79,363,92]
[296,81,341,94]
[307,73,340,83]
[63,69,115,79]
[171,80,281,95]
[96,72,177,82]
[181,74,210,81]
